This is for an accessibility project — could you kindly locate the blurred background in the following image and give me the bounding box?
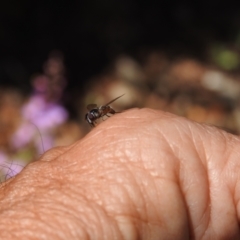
[1,0,240,180]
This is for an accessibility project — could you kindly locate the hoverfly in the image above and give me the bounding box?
[85,94,124,127]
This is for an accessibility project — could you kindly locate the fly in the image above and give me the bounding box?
[85,94,124,127]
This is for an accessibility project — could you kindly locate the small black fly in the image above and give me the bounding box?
[85,94,124,127]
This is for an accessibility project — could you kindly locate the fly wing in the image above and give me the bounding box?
[105,94,125,106]
[87,104,98,111]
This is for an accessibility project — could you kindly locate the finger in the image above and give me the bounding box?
[0,109,240,239]
[39,145,72,162]
[70,108,240,239]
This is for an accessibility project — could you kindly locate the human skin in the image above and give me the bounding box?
[0,108,240,239]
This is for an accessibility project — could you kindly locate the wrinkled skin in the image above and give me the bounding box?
[0,109,240,239]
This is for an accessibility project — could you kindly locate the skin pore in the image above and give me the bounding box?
[0,109,240,239]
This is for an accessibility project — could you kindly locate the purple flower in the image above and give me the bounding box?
[34,103,68,130]
[22,95,48,121]
[11,122,36,149]
[11,94,68,150]
[34,133,54,154]
[22,95,68,130]
[32,75,50,93]
[7,51,69,175]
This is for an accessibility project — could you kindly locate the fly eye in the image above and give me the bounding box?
[87,112,95,120]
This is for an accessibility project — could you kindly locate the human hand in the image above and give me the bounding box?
[0,109,240,239]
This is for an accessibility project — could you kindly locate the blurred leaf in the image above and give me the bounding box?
[14,148,35,163]
[211,45,239,70]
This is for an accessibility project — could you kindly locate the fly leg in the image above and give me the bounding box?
[108,107,116,115]
[101,114,111,121]
[101,107,121,122]
[102,108,115,120]
[108,107,122,114]
[90,121,96,127]
[105,107,122,117]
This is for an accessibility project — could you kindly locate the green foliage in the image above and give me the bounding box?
[211,45,240,70]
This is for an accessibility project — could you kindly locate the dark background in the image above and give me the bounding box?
[2,1,240,180]
[1,0,240,92]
